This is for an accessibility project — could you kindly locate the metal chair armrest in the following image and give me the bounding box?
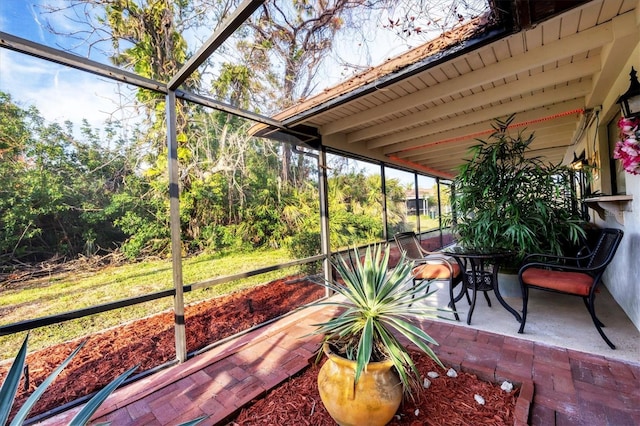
[522,252,591,266]
[518,261,600,276]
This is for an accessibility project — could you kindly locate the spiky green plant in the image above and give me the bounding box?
[0,335,138,426]
[312,244,444,396]
[0,335,206,426]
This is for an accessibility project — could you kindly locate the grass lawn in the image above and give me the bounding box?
[0,248,299,360]
[405,215,440,230]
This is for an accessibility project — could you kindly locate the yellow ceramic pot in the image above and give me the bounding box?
[317,343,403,426]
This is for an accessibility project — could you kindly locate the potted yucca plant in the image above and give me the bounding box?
[312,244,444,426]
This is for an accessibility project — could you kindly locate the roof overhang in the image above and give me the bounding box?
[254,0,639,179]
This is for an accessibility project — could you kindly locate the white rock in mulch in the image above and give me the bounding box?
[414,409,420,416]
[423,378,431,389]
[427,371,439,378]
[446,368,458,378]
[474,394,486,405]
[501,380,514,393]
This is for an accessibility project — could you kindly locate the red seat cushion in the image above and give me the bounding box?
[413,262,460,279]
[521,268,593,296]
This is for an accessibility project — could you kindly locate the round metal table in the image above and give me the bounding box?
[444,248,522,325]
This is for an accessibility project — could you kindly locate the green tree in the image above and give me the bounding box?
[0,92,141,263]
[241,0,386,187]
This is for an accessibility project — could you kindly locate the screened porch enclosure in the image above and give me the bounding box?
[1,0,639,423]
[0,0,473,365]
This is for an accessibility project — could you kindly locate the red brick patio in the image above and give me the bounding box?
[36,303,640,426]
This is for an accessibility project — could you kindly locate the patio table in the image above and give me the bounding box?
[444,247,522,325]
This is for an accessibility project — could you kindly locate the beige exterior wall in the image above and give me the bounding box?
[581,40,640,332]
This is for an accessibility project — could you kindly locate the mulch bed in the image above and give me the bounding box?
[2,233,504,425]
[230,353,519,425]
[0,277,324,423]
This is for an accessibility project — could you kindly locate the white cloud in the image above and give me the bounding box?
[0,49,141,134]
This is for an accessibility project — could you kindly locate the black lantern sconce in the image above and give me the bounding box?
[617,67,640,118]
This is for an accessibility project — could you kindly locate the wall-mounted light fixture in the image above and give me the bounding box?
[617,67,640,118]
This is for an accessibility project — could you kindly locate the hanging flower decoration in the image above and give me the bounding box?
[613,116,640,174]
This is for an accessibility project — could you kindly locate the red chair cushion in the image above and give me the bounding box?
[521,268,593,296]
[413,262,461,279]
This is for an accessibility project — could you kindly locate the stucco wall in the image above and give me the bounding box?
[586,44,640,332]
[605,174,640,331]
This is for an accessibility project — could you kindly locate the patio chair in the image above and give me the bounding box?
[517,228,624,349]
[394,231,467,320]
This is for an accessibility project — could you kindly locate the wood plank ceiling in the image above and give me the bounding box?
[272,0,639,179]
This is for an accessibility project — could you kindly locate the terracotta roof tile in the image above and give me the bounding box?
[273,12,495,120]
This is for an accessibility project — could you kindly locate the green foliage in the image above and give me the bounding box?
[452,115,586,263]
[1,0,406,267]
[286,231,321,274]
[327,172,388,249]
[0,335,138,426]
[0,93,132,262]
[312,244,443,397]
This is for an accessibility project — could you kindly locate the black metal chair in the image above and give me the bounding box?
[394,231,467,320]
[517,228,624,349]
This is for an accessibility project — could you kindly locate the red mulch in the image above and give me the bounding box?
[0,277,324,423]
[2,242,517,425]
[230,354,519,426]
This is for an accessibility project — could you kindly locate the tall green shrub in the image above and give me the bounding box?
[452,115,586,263]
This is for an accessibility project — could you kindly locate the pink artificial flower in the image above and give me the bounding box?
[619,117,640,136]
[614,117,640,174]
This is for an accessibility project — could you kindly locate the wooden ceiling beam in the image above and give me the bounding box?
[402,127,576,163]
[348,57,598,143]
[370,85,588,150]
[380,99,585,157]
[586,11,640,108]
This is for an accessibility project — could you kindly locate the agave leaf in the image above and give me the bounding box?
[376,265,412,304]
[372,246,390,296]
[0,335,29,426]
[176,415,208,425]
[354,317,374,385]
[362,246,377,305]
[312,312,363,338]
[382,317,444,370]
[384,316,439,346]
[69,365,138,426]
[333,252,368,307]
[375,325,416,393]
[10,341,87,426]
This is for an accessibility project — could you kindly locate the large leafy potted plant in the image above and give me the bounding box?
[312,244,444,426]
[452,115,587,272]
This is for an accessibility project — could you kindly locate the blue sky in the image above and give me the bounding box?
[1,1,45,42]
[0,0,487,142]
[0,1,143,134]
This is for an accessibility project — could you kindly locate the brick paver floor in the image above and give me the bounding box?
[37,303,640,426]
